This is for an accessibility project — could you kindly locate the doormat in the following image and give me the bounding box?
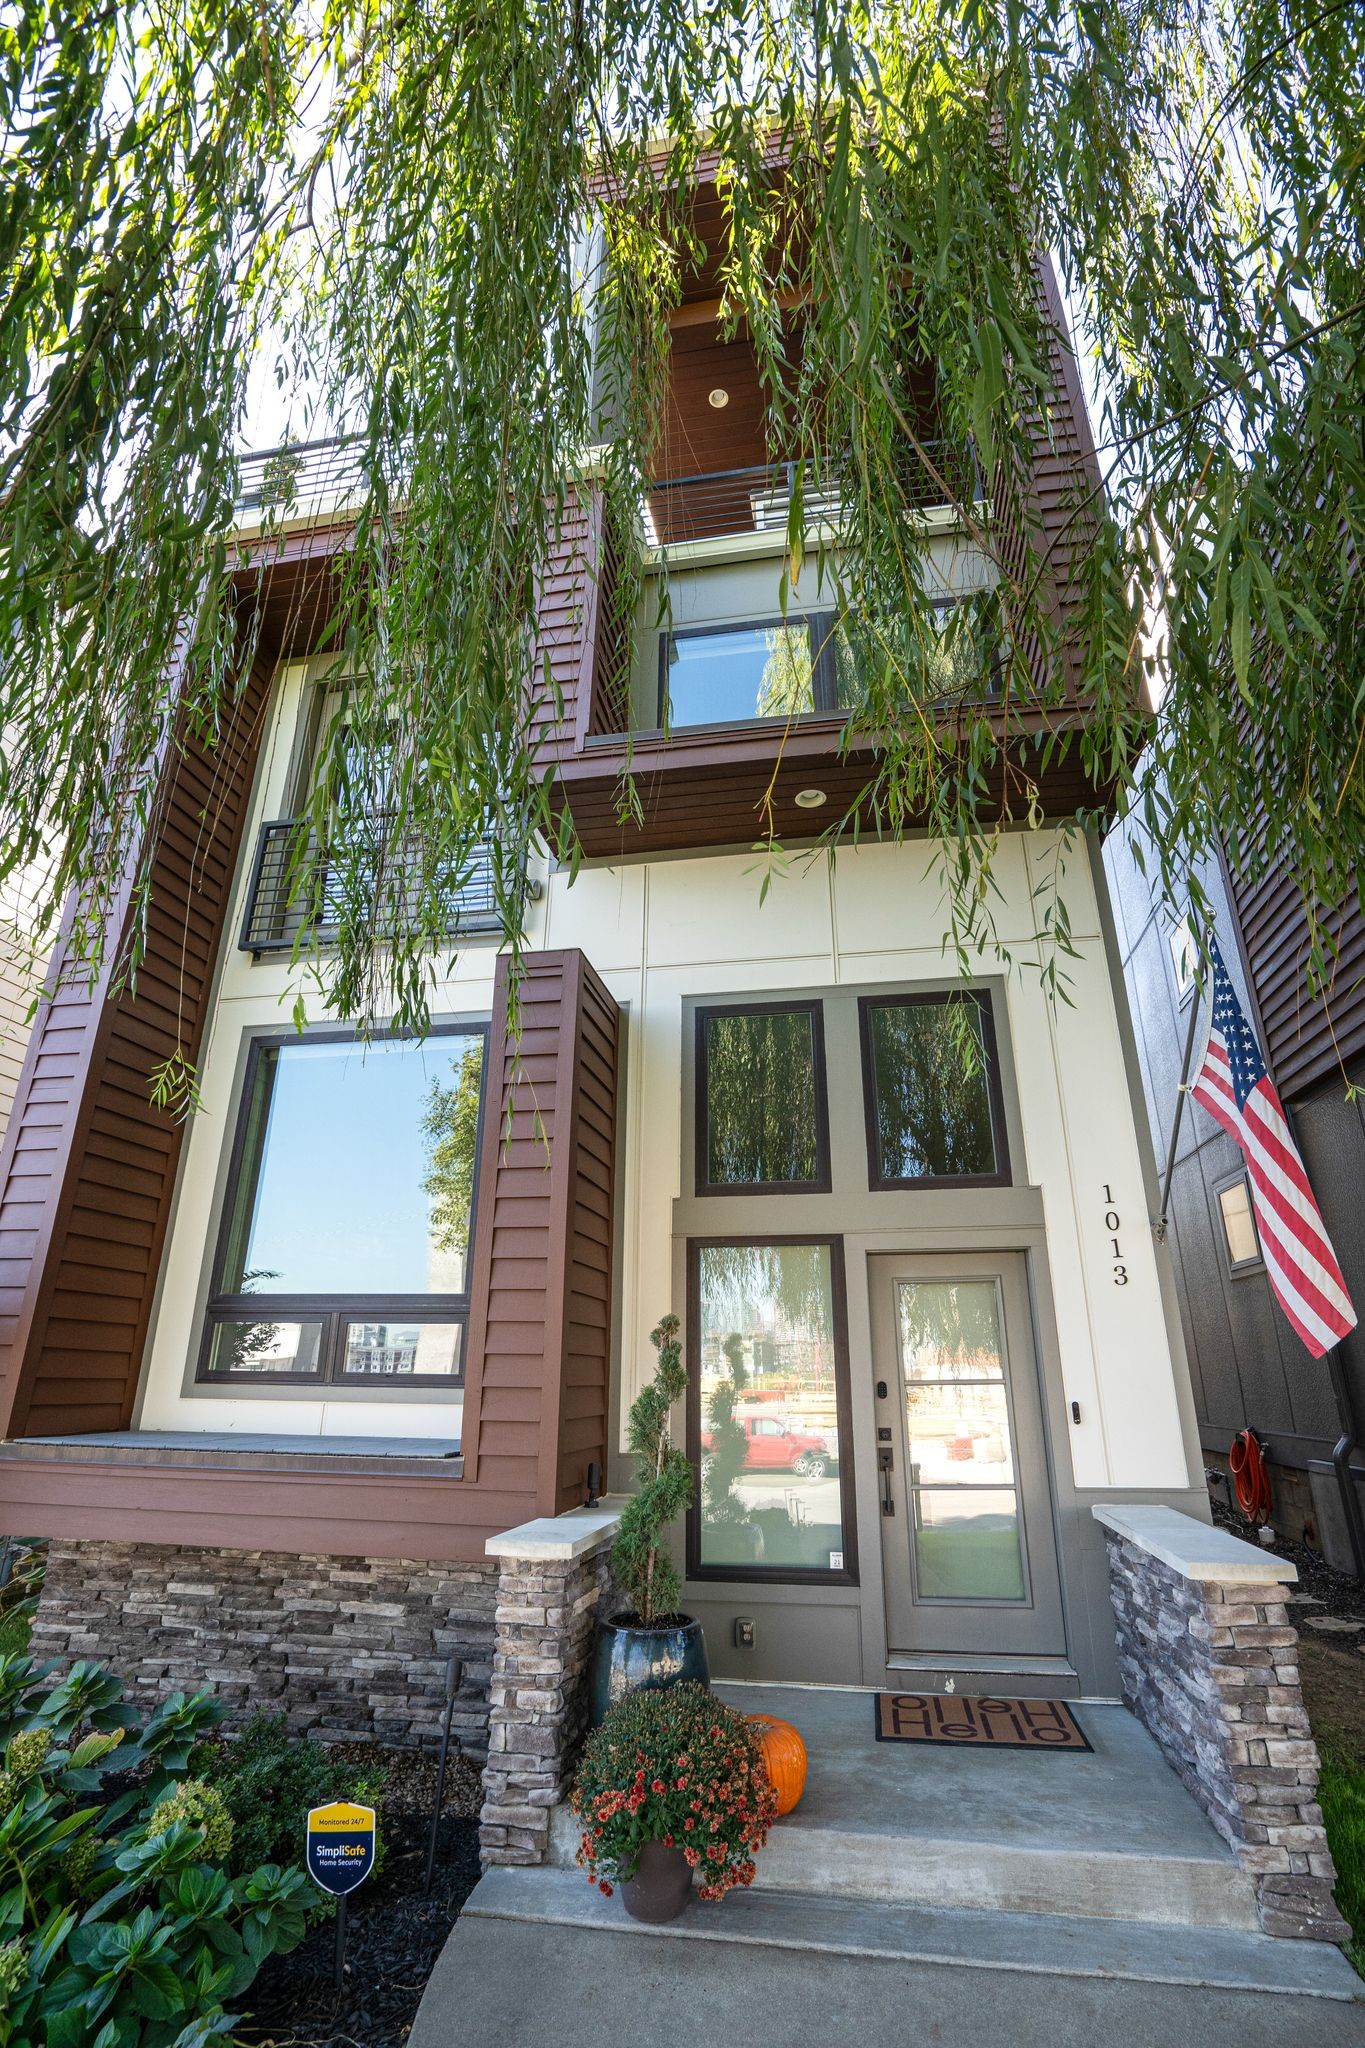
[874,1692,1092,1751]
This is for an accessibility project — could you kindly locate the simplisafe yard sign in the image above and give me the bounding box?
[306,1801,376,1897]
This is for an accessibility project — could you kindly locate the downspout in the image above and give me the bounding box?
[1326,1343,1365,1581]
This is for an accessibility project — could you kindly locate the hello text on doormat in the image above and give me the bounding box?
[874,1693,1092,1751]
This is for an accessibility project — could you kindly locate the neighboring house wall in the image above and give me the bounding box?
[1104,808,1365,1557]
[0,864,54,1144]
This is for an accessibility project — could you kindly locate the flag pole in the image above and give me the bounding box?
[1156,928,1207,1241]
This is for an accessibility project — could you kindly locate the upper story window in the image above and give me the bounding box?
[200,1027,486,1388]
[659,616,850,730]
[695,1001,832,1194]
[859,993,1009,1189]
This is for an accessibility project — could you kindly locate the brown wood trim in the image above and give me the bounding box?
[572,495,605,753]
[457,952,512,1485]
[0,1450,534,1562]
[0,624,278,1441]
[536,950,583,1513]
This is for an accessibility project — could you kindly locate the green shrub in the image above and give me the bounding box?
[195,1711,387,1877]
[0,1650,319,2048]
[612,1314,693,1624]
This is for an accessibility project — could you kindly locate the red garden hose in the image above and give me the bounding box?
[1230,1428,1273,1525]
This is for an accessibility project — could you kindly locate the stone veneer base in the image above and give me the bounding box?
[30,1540,498,1756]
[1096,1505,1348,1943]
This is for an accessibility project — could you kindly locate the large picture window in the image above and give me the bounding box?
[688,1239,857,1583]
[695,1002,831,1195]
[658,615,850,730]
[859,992,1008,1188]
[199,1027,487,1387]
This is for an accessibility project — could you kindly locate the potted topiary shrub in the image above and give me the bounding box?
[572,1681,778,1922]
[591,1314,708,1721]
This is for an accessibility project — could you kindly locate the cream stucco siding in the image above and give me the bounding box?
[136,657,1194,1503]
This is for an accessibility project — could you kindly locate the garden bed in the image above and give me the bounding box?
[236,1746,485,2048]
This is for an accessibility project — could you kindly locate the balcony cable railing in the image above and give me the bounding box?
[238,818,522,957]
[642,443,980,549]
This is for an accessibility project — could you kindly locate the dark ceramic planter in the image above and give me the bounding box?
[621,1840,693,1924]
[590,1612,710,1724]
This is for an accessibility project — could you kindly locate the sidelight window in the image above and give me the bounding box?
[689,1239,856,1582]
[199,1027,486,1387]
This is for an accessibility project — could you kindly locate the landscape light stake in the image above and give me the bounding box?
[424,1655,464,1893]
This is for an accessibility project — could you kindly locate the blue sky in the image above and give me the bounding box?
[243,1037,478,1294]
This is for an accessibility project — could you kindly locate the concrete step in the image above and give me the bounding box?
[547,1796,1257,1930]
[470,1866,1362,2002]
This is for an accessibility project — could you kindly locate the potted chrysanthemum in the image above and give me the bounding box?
[571,1681,778,1923]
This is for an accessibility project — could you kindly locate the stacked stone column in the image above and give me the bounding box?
[1096,1505,1347,1942]
[479,1508,620,1868]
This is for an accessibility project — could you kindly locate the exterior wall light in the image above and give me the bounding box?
[794,788,827,810]
[707,388,730,409]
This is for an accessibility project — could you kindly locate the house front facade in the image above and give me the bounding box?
[0,167,1209,1733]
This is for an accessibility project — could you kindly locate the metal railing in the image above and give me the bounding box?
[235,437,369,517]
[239,818,508,955]
[642,444,978,548]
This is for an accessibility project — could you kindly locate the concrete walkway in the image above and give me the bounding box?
[413,1686,1362,2044]
[413,1909,1365,2048]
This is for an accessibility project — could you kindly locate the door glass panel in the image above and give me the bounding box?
[896,1279,1027,1603]
[905,1382,1015,1487]
[865,997,998,1183]
[701,1007,823,1188]
[912,1489,1026,1600]
[697,1243,848,1575]
[665,624,814,727]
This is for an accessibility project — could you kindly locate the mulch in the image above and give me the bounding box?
[235,1745,485,2048]
[1209,1493,1365,1625]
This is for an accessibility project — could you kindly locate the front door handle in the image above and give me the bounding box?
[878,1445,895,1517]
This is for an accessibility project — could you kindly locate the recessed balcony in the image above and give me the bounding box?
[238,819,514,957]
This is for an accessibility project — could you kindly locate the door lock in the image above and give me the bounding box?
[877,1444,895,1517]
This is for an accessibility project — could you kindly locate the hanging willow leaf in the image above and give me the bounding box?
[0,0,1360,1056]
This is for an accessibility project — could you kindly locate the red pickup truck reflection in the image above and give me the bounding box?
[701,1413,834,1479]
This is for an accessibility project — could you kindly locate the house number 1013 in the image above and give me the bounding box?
[1102,1185,1129,1285]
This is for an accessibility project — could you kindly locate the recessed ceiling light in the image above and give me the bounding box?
[707,387,730,409]
[794,788,827,810]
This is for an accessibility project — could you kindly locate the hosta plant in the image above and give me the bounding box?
[0,1651,319,2048]
[571,1681,777,1902]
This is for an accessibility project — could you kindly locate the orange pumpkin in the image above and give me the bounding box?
[747,1713,807,1817]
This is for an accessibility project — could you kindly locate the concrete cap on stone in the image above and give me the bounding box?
[485,1502,624,1563]
[1092,1503,1297,1584]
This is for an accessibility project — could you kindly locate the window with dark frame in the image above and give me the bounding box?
[859,992,1009,1188]
[658,615,847,729]
[687,1238,858,1585]
[1215,1172,1263,1274]
[695,1001,831,1195]
[199,1026,487,1388]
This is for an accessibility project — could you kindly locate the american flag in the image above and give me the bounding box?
[1190,938,1357,1358]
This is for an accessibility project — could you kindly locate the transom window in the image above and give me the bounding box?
[695,1002,831,1195]
[859,993,1008,1188]
[200,1027,486,1387]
